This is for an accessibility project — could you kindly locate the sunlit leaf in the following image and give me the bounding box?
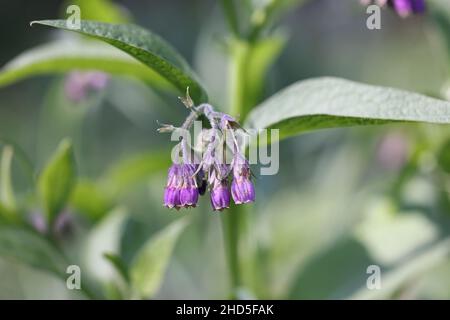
[0,146,16,213]
[245,77,450,141]
[130,218,189,299]
[30,20,208,102]
[37,139,76,222]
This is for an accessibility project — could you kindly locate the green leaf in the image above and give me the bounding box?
[349,238,450,299]
[0,225,67,277]
[0,146,16,212]
[130,218,189,299]
[0,41,175,93]
[103,252,130,283]
[70,179,112,222]
[83,207,128,283]
[30,20,208,102]
[38,139,76,222]
[245,77,450,140]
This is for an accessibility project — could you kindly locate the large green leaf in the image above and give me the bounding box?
[245,77,450,140]
[38,139,76,222]
[0,41,174,92]
[30,20,208,102]
[130,218,189,299]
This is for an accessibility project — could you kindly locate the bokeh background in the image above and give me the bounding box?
[0,0,449,299]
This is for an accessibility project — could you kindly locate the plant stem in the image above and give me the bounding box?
[221,205,242,299]
[222,41,248,301]
[229,40,249,119]
[220,0,240,38]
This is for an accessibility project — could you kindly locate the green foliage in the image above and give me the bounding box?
[130,218,189,299]
[438,138,450,173]
[229,34,286,119]
[246,77,450,140]
[0,225,67,277]
[104,252,130,283]
[100,151,170,197]
[0,146,16,213]
[0,0,450,300]
[70,179,112,222]
[30,20,208,102]
[0,41,175,93]
[70,151,169,222]
[37,139,76,222]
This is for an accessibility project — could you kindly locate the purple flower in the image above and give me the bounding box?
[231,154,255,205]
[164,164,199,209]
[53,211,76,239]
[29,212,48,234]
[362,0,426,16]
[390,0,426,16]
[208,165,231,211]
[64,71,109,102]
[376,132,409,171]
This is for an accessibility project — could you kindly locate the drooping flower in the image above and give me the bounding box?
[64,71,109,102]
[231,154,255,204]
[164,164,199,209]
[160,97,256,212]
[209,165,231,211]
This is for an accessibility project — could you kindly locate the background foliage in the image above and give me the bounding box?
[0,0,449,299]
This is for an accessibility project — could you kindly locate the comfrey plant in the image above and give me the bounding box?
[160,93,255,211]
[1,0,450,300]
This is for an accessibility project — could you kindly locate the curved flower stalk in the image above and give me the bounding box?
[159,90,255,211]
[361,0,426,17]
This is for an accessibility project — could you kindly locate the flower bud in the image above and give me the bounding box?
[209,165,231,211]
[231,155,255,204]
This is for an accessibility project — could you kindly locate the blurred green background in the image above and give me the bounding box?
[0,0,449,299]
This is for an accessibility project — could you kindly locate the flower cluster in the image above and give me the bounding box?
[362,0,426,17]
[161,96,255,211]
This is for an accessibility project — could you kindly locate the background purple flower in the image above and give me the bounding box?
[64,71,109,102]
